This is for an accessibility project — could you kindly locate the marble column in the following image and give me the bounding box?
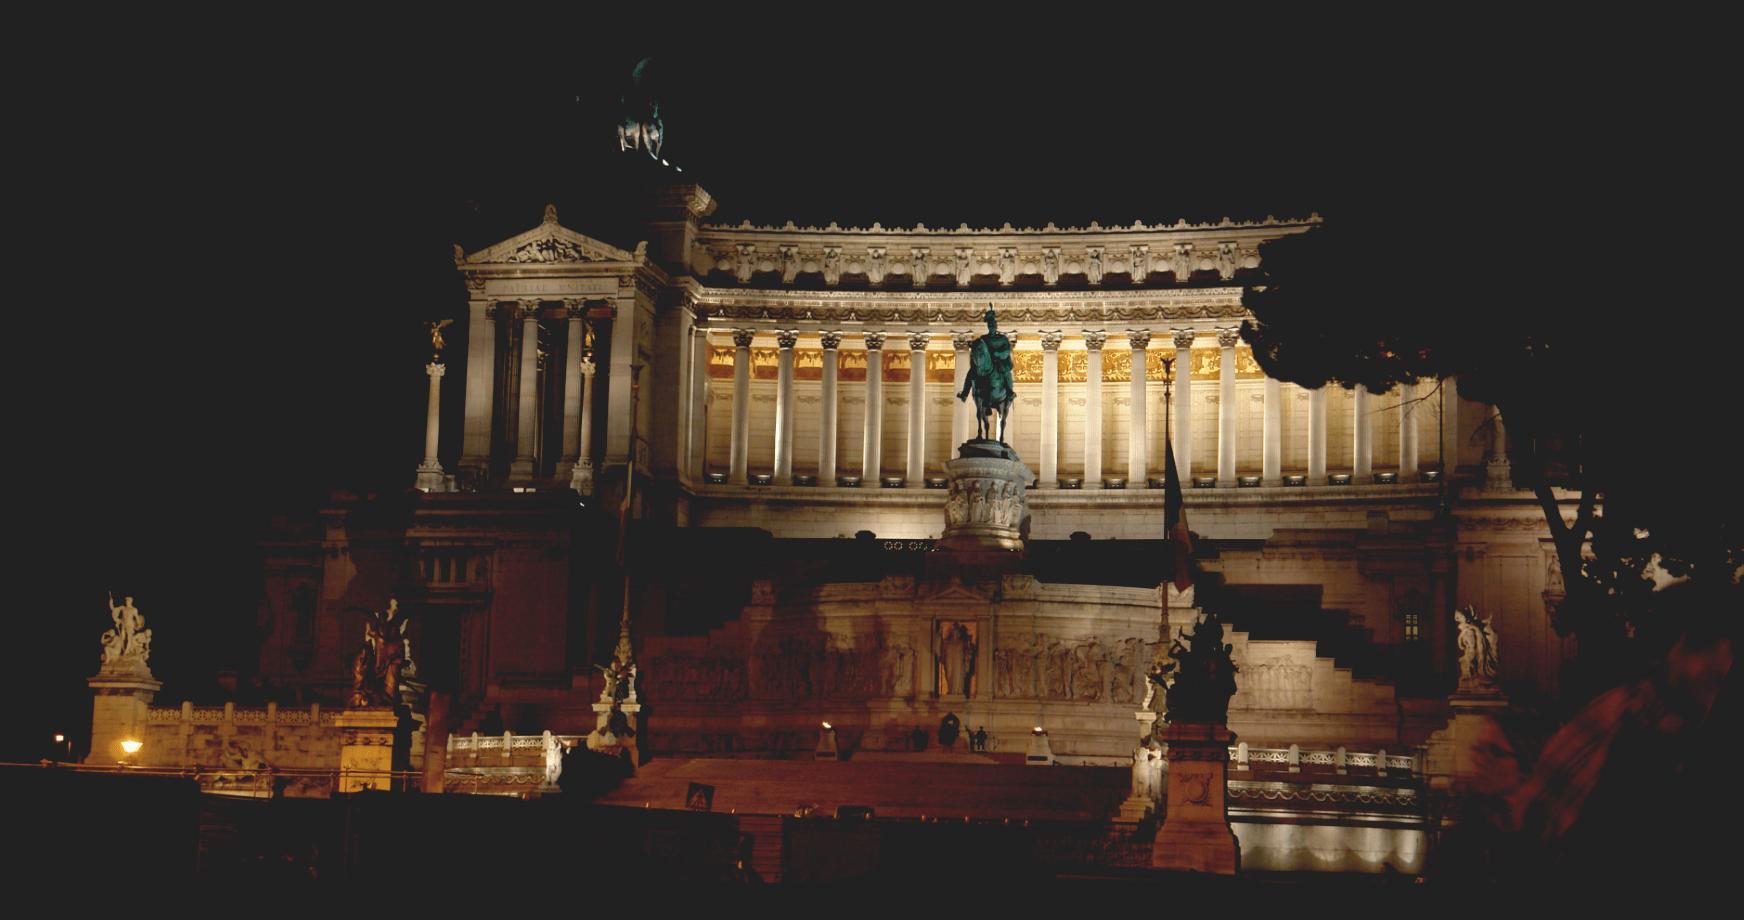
[819,331,841,484]
[907,331,929,486]
[415,362,446,491]
[460,298,496,477]
[1084,330,1106,487]
[1353,385,1373,482]
[1040,331,1062,486]
[509,299,540,481]
[1308,387,1328,483]
[1398,380,1418,477]
[560,300,586,481]
[1128,330,1151,483]
[773,330,798,484]
[1262,375,1282,485]
[686,324,708,482]
[1216,328,1239,485]
[572,358,596,493]
[951,331,974,447]
[862,332,885,482]
[728,329,753,484]
[1172,330,1196,479]
[1440,374,1460,474]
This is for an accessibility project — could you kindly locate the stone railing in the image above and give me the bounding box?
[1227,743,1419,778]
[147,702,334,726]
[446,731,585,761]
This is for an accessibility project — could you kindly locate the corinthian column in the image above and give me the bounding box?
[1083,330,1106,487]
[459,298,496,478]
[1128,330,1151,483]
[1398,380,1418,478]
[509,299,540,481]
[1038,331,1061,486]
[1216,328,1239,486]
[773,330,798,484]
[560,300,586,481]
[1172,330,1195,479]
[819,331,841,484]
[907,331,930,486]
[1353,385,1373,482]
[951,331,974,447]
[415,362,446,491]
[1308,386,1328,483]
[1262,374,1282,485]
[728,329,753,484]
[862,332,885,482]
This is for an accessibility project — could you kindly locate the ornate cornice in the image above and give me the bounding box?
[699,215,1319,236]
[696,288,1247,327]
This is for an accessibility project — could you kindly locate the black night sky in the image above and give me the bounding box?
[10,19,1731,761]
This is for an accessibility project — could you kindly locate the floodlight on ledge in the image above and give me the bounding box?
[120,739,143,755]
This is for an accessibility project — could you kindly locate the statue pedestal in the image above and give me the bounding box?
[935,442,1032,558]
[1424,690,1511,793]
[87,669,160,765]
[336,708,415,793]
[1151,723,1239,875]
[586,701,641,771]
[414,460,447,493]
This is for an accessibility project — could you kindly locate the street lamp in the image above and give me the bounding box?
[119,738,142,766]
[53,733,71,761]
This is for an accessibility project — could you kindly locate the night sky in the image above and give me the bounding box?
[10,21,1728,761]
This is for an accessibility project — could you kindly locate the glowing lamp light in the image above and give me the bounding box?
[120,739,143,755]
[53,733,66,743]
[1033,726,1045,734]
[821,721,832,730]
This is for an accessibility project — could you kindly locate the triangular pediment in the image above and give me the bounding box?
[461,204,636,266]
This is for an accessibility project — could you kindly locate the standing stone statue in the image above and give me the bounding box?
[938,621,976,697]
[100,593,153,672]
[956,306,1015,442]
[1455,604,1500,691]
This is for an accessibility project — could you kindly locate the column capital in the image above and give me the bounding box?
[1127,329,1152,350]
[1217,327,1242,349]
[579,357,597,376]
[1172,329,1198,350]
[426,362,447,378]
[951,331,976,351]
[907,331,932,352]
[819,330,843,350]
[1039,330,1064,351]
[1082,330,1108,351]
[516,298,542,319]
[863,331,887,351]
[561,297,585,317]
[775,329,799,349]
[732,329,756,348]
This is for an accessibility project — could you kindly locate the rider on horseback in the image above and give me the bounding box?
[956,306,1015,442]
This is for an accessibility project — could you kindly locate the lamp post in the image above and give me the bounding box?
[53,733,71,762]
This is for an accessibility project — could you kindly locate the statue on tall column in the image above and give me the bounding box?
[956,306,1015,442]
[1163,612,1239,724]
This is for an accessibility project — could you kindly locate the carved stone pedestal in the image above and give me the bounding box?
[587,701,641,771]
[936,441,1032,557]
[1423,690,1510,793]
[1151,722,1239,874]
[87,671,161,765]
[336,708,416,793]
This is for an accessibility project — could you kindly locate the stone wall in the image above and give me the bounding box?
[127,703,423,797]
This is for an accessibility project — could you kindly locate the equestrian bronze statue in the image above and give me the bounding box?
[956,307,1015,442]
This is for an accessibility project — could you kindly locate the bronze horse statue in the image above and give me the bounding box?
[956,307,1015,442]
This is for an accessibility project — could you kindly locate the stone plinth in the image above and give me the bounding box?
[336,708,415,793]
[587,701,641,770]
[936,440,1032,556]
[1423,689,1510,793]
[87,670,161,765]
[1151,722,1239,874]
